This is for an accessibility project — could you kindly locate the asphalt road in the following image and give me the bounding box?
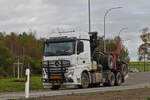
[124,72,150,85]
[0,72,150,100]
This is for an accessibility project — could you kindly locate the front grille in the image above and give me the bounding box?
[42,60,70,83]
[45,67,67,75]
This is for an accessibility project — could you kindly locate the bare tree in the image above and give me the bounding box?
[138,27,150,61]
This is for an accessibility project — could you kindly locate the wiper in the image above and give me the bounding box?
[44,52,57,56]
[64,51,73,55]
[57,51,73,56]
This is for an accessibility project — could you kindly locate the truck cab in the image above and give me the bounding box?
[42,32,94,89]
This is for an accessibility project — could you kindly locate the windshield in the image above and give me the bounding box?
[44,41,76,56]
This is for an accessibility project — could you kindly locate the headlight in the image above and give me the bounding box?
[65,70,74,77]
[42,61,48,67]
[69,70,74,77]
[43,61,48,65]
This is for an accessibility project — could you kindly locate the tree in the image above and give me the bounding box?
[138,27,150,61]
[0,42,13,77]
[4,32,23,59]
[0,31,45,77]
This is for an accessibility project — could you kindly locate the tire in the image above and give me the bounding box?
[79,72,90,88]
[107,55,114,69]
[100,55,114,70]
[107,72,115,86]
[92,83,100,87]
[103,83,109,86]
[115,72,122,86]
[121,64,128,76]
[51,85,60,90]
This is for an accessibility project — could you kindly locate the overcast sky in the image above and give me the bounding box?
[0,0,150,61]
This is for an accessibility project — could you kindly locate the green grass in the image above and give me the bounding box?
[128,66,150,72]
[129,61,150,72]
[0,76,47,92]
[130,62,150,64]
[146,97,150,100]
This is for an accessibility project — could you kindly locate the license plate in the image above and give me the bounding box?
[50,75,62,79]
[53,82,61,86]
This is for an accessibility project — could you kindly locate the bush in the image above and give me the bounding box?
[24,56,42,75]
[0,67,8,78]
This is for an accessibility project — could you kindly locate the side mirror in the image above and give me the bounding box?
[77,41,84,55]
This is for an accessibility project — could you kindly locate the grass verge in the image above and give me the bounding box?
[128,66,150,72]
[0,76,47,92]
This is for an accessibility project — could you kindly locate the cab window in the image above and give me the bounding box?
[77,41,84,54]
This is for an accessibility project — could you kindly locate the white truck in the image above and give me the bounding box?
[42,31,128,90]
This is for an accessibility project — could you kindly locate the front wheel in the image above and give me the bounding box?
[51,85,61,90]
[78,72,90,88]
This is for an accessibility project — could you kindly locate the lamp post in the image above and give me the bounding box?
[88,0,91,32]
[118,27,128,36]
[104,7,122,52]
[144,43,146,72]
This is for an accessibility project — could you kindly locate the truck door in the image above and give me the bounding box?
[77,40,90,65]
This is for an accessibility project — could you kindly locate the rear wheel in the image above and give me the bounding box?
[79,72,90,88]
[51,85,61,90]
[115,72,122,86]
[107,72,115,86]
[121,64,128,76]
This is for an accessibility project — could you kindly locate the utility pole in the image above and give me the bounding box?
[104,7,122,52]
[17,58,20,79]
[13,57,23,79]
[88,0,91,32]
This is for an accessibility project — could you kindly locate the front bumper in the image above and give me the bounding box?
[42,77,74,83]
[43,81,81,88]
[42,75,81,87]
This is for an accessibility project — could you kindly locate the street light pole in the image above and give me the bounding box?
[104,7,122,52]
[144,43,146,72]
[144,52,146,72]
[118,27,128,36]
[88,0,91,32]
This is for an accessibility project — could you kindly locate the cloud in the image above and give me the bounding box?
[0,0,149,61]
